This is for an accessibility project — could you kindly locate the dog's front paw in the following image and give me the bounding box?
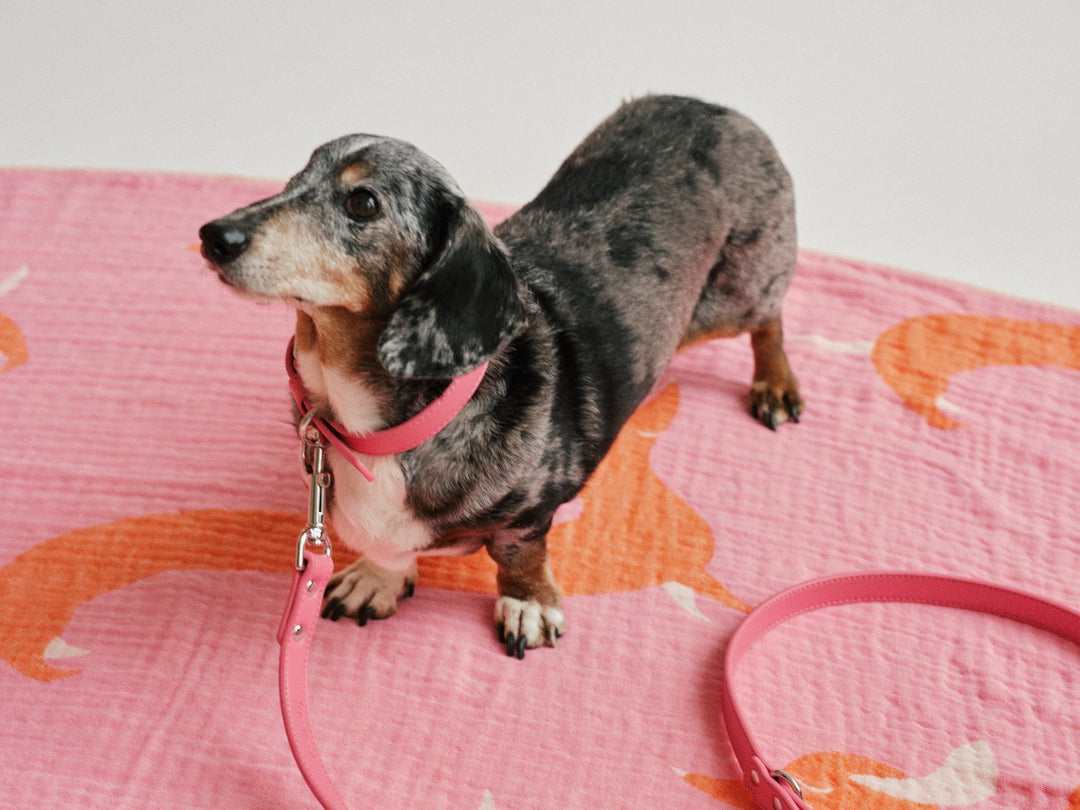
[494,596,566,659]
[322,557,418,625]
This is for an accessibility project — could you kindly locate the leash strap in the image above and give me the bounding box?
[278,413,351,810]
[278,549,347,810]
[279,562,1080,810]
[721,572,1080,810]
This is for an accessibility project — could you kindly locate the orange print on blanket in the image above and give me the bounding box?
[0,510,318,681]
[682,751,936,810]
[1,383,747,681]
[1068,785,1080,809]
[872,314,1080,429]
[0,313,28,373]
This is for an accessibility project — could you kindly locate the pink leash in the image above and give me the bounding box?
[722,573,1080,810]
[279,547,344,810]
[280,560,1080,809]
[276,343,1080,810]
[278,409,348,810]
[278,339,488,809]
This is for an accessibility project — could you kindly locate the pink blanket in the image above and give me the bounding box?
[1,168,1078,809]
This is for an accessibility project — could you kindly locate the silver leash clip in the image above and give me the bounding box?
[295,411,333,571]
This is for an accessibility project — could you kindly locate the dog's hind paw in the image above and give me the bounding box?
[750,379,803,430]
[494,596,566,659]
[321,556,418,625]
[749,317,803,430]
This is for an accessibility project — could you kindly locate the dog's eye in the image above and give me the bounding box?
[344,189,380,220]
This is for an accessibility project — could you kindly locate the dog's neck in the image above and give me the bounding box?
[291,307,489,439]
[288,308,489,481]
[292,308,397,435]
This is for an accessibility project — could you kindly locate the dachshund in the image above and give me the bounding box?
[199,94,802,658]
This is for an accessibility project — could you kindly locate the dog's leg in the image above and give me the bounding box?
[749,316,803,430]
[321,556,418,625]
[488,534,566,658]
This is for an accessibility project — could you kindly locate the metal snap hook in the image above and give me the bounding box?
[295,526,331,571]
[297,409,320,442]
[294,410,333,570]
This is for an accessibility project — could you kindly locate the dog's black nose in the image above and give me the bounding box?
[199,221,250,264]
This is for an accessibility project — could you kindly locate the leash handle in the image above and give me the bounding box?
[278,564,1080,810]
[721,573,1080,810]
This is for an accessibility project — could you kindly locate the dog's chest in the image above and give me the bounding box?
[292,345,433,569]
[292,345,383,435]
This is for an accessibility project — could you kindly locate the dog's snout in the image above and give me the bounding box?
[199,221,250,264]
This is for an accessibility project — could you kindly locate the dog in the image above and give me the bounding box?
[199,94,802,658]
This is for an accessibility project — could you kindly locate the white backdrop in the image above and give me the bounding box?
[4,1,1078,307]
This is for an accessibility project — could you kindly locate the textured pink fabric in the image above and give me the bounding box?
[1,168,1078,809]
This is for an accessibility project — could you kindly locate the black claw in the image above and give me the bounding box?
[786,396,802,423]
[357,604,376,627]
[515,635,527,660]
[322,598,342,621]
[497,622,506,644]
[403,581,416,599]
[505,632,517,657]
[764,410,779,431]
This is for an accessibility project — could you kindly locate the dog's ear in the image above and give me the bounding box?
[377,199,527,378]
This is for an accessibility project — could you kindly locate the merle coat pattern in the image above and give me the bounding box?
[199,95,802,657]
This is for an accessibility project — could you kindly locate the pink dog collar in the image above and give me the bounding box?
[285,337,488,481]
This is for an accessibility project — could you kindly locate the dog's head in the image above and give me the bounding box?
[199,135,526,378]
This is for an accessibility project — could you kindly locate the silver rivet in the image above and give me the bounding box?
[305,579,317,594]
[750,770,760,786]
[292,624,305,638]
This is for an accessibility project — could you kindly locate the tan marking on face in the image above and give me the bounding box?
[384,241,418,301]
[243,208,372,309]
[294,310,317,353]
[339,163,370,187]
[307,306,392,378]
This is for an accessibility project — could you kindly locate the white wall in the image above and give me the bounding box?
[4,1,1078,308]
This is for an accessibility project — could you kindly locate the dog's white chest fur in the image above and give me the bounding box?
[292,344,433,572]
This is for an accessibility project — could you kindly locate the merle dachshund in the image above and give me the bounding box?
[199,95,802,657]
